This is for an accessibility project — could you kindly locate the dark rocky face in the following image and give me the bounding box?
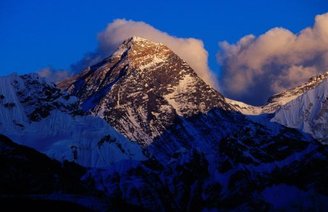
[0,134,86,194]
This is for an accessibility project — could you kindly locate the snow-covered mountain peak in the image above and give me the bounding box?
[61,37,232,144]
[111,36,166,59]
[112,36,171,72]
[131,36,152,42]
[263,71,328,113]
[272,76,328,143]
[228,71,328,115]
[226,70,328,143]
[127,36,163,45]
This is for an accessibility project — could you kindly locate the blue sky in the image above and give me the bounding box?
[1,0,327,77]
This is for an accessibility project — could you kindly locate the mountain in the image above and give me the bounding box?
[226,70,328,143]
[59,37,328,210]
[229,71,328,115]
[60,36,233,145]
[272,74,328,143]
[264,71,328,113]
[0,73,145,167]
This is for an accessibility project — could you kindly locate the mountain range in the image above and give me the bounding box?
[1,36,328,210]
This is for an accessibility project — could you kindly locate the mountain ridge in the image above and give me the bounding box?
[228,71,328,115]
[0,73,145,167]
[272,76,328,143]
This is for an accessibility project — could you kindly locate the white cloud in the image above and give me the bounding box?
[38,67,71,83]
[218,13,328,105]
[75,19,218,88]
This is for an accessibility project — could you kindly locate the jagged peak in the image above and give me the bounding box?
[120,36,165,49]
[110,36,166,60]
[130,36,152,42]
[128,36,162,44]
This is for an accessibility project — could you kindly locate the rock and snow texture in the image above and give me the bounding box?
[228,71,328,115]
[263,71,328,113]
[61,36,232,145]
[225,98,262,115]
[272,76,328,143]
[0,73,145,167]
[86,119,328,211]
[228,71,328,143]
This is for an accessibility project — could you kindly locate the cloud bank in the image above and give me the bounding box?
[218,13,328,105]
[73,19,218,88]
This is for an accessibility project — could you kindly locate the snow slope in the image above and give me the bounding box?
[0,73,145,167]
[225,98,262,115]
[272,77,328,143]
[263,71,328,113]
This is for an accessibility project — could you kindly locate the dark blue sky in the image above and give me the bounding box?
[1,0,327,76]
